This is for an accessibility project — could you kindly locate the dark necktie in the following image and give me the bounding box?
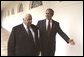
[27,27,34,42]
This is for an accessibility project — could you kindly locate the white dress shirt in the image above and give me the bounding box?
[23,23,35,42]
[46,19,52,31]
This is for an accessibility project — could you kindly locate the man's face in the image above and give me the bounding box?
[45,10,54,20]
[23,14,32,26]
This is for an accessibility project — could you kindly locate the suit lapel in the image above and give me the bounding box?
[43,19,46,31]
[50,20,55,33]
[20,24,29,36]
[51,20,54,30]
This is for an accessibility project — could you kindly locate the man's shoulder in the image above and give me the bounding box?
[13,24,23,30]
[52,20,59,24]
[31,24,39,29]
[38,19,59,23]
[38,19,45,22]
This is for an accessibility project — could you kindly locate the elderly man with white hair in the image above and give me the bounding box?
[8,14,40,56]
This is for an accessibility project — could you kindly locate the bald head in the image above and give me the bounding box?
[24,14,32,19]
[23,14,32,26]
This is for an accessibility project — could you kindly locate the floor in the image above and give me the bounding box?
[1,28,10,56]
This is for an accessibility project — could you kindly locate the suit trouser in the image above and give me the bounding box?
[41,48,55,56]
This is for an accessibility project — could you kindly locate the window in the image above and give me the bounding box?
[11,8,14,14]
[8,10,10,16]
[18,3,23,12]
[4,11,6,17]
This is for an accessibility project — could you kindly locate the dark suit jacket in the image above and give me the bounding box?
[37,19,70,55]
[8,24,40,56]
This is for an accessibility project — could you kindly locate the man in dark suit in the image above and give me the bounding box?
[8,14,40,56]
[37,8,75,56]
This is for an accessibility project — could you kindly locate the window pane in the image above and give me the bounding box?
[18,3,23,12]
[11,8,14,14]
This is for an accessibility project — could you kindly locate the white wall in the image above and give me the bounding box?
[52,1,83,56]
[1,1,83,56]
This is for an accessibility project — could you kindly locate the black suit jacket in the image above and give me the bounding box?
[8,24,40,56]
[37,19,70,55]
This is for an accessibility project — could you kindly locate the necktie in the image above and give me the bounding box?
[27,27,34,42]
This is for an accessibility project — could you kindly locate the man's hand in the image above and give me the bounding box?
[68,39,75,45]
